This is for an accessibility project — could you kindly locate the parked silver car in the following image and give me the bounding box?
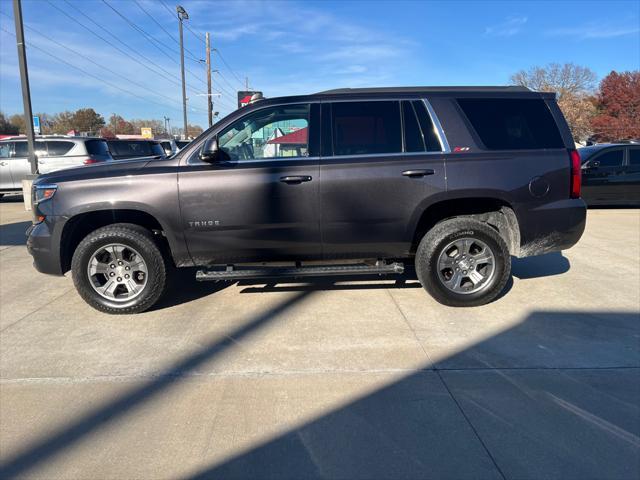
[0,136,112,197]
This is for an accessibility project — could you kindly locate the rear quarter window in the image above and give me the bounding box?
[85,139,110,156]
[629,148,640,166]
[457,98,564,150]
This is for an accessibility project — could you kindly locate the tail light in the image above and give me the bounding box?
[569,149,581,199]
[83,157,100,165]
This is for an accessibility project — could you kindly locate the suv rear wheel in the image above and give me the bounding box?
[415,217,511,307]
[71,223,167,314]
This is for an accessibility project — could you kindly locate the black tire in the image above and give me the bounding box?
[415,217,511,307]
[71,223,167,314]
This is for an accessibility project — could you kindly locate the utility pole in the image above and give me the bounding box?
[177,6,188,139]
[206,32,213,128]
[12,0,37,175]
[245,76,249,91]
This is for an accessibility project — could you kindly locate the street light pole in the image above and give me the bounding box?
[206,32,213,128]
[177,6,188,139]
[12,0,37,175]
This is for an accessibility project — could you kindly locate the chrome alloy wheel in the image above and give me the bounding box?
[87,244,148,301]
[436,237,496,294]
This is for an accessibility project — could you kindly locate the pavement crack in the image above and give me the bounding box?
[436,370,507,480]
[385,289,435,368]
[0,288,74,334]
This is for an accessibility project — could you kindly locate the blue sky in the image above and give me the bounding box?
[1,0,638,128]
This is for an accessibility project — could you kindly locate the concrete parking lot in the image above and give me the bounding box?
[0,195,638,479]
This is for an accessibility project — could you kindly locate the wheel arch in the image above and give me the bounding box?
[410,197,521,256]
[60,209,174,274]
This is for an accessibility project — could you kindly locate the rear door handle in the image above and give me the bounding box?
[280,175,312,184]
[402,169,435,178]
[0,162,8,166]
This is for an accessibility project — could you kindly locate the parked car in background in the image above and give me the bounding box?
[159,139,177,157]
[175,140,191,150]
[106,139,166,161]
[579,143,640,206]
[0,136,112,198]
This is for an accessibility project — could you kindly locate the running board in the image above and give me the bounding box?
[196,262,404,281]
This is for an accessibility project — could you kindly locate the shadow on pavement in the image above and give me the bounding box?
[149,267,235,311]
[1,307,638,479]
[184,311,639,480]
[0,220,31,247]
[0,291,314,479]
[511,251,570,279]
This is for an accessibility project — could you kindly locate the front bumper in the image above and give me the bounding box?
[26,218,64,276]
[518,198,587,257]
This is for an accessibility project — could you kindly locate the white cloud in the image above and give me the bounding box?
[546,23,640,39]
[485,16,528,37]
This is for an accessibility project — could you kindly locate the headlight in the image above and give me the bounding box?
[33,184,57,203]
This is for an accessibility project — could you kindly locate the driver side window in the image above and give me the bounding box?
[218,104,310,161]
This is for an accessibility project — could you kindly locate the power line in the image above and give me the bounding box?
[214,48,245,88]
[0,26,207,115]
[0,11,190,111]
[155,0,247,90]
[49,0,192,95]
[101,0,208,92]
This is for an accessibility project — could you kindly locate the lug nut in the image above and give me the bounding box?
[125,274,130,279]
[125,266,130,270]
[118,261,123,266]
[110,264,115,268]
[117,277,122,282]
[109,272,115,277]
[463,270,467,274]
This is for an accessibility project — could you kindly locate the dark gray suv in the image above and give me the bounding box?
[26,86,586,313]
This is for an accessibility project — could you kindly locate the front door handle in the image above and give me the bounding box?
[402,169,435,178]
[280,175,312,184]
[0,162,8,166]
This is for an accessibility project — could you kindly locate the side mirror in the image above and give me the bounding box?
[199,136,220,163]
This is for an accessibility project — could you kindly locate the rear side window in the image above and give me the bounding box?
[595,149,623,167]
[629,148,640,166]
[12,141,47,157]
[13,142,28,157]
[46,141,74,156]
[331,101,401,156]
[457,98,564,150]
[108,141,153,157]
[85,139,110,156]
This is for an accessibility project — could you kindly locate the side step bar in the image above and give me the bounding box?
[196,262,404,281]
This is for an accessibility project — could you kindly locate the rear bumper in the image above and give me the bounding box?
[518,198,587,257]
[26,219,64,276]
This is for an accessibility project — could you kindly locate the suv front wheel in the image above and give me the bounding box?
[71,223,167,314]
[415,217,511,307]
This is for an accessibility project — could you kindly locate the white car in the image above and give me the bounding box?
[0,136,112,197]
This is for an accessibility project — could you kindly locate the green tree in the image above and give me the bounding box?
[8,114,26,134]
[72,108,105,134]
[0,112,20,135]
[50,111,75,134]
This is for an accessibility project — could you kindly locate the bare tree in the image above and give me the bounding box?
[511,63,597,142]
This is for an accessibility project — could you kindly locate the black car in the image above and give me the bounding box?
[579,144,640,206]
[106,140,166,161]
[28,86,586,314]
